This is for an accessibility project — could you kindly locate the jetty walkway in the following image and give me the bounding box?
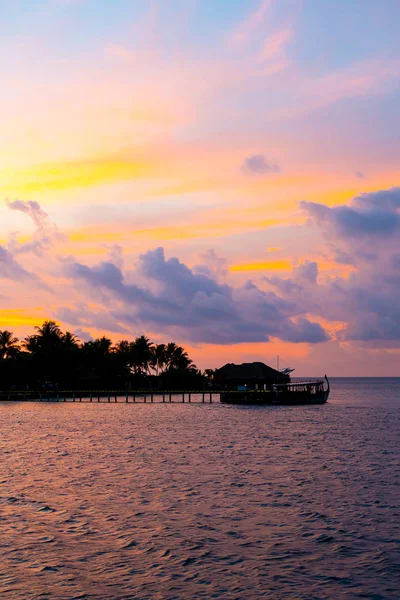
[0,390,221,403]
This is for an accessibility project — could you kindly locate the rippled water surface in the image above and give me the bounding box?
[1,379,399,599]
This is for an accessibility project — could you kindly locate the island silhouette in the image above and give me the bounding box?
[0,321,205,391]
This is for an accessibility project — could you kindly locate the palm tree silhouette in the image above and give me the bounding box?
[151,343,167,375]
[167,344,194,370]
[1,319,202,389]
[62,331,80,349]
[0,330,20,359]
[83,337,113,357]
[24,320,63,355]
[165,342,178,369]
[115,340,134,377]
[131,335,154,375]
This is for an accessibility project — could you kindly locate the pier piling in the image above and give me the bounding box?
[0,389,221,404]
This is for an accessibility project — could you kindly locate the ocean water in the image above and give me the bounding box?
[0,378,399,599]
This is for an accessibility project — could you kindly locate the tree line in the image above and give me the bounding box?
[0,321,209,390]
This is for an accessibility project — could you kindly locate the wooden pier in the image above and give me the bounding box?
[0,390,221,403]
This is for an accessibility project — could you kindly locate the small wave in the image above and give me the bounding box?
[121,539,137,549]
[303,511,328,520]
[181,556,197,566]
[333,544,358,556]
[37,505,55,513]
[39,565,60,572]
[315,534,334,543]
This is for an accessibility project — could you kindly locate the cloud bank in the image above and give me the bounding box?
[2,187,400,354]
[268,188,400,345]
[63,247,328,345]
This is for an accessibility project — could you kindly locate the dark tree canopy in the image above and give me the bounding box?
[0,321,206,390]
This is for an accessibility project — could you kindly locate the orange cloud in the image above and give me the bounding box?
[66,212,283,250]
[0,308,46,328]
[0,157,155,193]
[230,260,292,272]
[68,230,123,243]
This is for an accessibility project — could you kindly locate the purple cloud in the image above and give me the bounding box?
[0,246,35,281]
[268,187,400,345]
[63,247,328,345]
[243,154,280,175]
[293,260,318,284]
[0,245,50,291]
[301,187,400,238]
[55,304,132,334]
[6,199,63,255]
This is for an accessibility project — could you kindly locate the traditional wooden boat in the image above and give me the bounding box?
[220,376,330,405]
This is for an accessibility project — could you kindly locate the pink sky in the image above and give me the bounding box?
[1,0,400,375]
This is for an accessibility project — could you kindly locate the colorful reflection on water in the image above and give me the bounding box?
[0,379,399,599]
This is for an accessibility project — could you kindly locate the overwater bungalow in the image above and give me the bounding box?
[216,361,329,405]
[215,361,290,390]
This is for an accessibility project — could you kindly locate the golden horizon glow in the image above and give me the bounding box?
[0,309,47,328]
[230,260,292,271]
[0,158,156,193]
[0,1,399,375]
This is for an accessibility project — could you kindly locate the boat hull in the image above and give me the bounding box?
[220,391,328,405]
[220,377,330,405]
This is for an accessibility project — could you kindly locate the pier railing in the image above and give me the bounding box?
[0,389,282,404]
[0,390,223,403]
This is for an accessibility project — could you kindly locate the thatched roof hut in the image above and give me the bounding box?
[215,361,290,389]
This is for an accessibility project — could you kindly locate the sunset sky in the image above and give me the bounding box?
[1,0,400,375]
